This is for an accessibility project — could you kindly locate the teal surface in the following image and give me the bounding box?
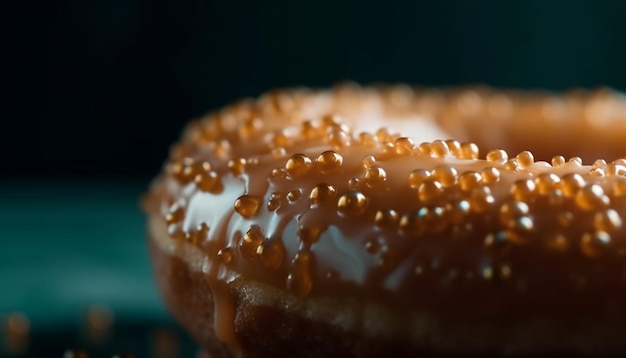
[0,180,168,330]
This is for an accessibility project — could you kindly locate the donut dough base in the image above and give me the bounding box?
[149,216,626,358]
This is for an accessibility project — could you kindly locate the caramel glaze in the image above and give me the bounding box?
[144,84,626,357]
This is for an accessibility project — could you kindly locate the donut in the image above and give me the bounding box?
[143,84,626,357]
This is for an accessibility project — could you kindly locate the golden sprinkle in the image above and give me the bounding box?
[568,157,583,166]
[613,158,626,166]
[417,179,443,203]
[195,171,222,193]
[560,173,586,197]
[309,183,337,206]
[218,113,237,131]
[481,167,501,184]
[414,265,424,275]
[535,172,561,195]
[417,142,431,155]
[430,140,449,158]
[558,211,574,227]
[375,128,393,142]
[361,155,377,168]
[606,163,626,177]
[417,206,447,233]
[358,132,378,146]
[234,195,262,218]
[399,212,421,235]
[575,184,609,210]
[503,159,520,172]
[364,166,388,188]
[394,137,415,155]
[328,121,351,134]
[199,161,212,172]
[481,264,512,282]
[594,209,622,232]
[321,114,342,128]
[316,151,343,173]
[188,223,209,245]
[511,215,535,235]
[165,204,185,224]
[459,142,480,160]
[326,128,351,148]
[448,200,471,224]
[215,139,231,157]
[500,264,512,280]
[592,159,608,169]
[267,193,282,211]
[470,185,495,213]
[481,266,494,280]
[269,130,289,148]
[167,225,186,240]
[271,168,286,179]
[612,180,626,197]
[238,117,262,138]
[484,231,513,253]
[516,151,534,168]
[199,119,220,141]
[548,188,565,206]
[287,189,302,203]
[300,120,320,139]
[217,248,233,264]
[374,209,399,228]
[240,225,265,260]
[459,171,482,191]
[286,255,313,297]
[227,158,246,176]
[297,225,325,245]
[551,155,566,167]
[408,169,431,189]
[365,239,380,253]
[348,178,361,190]
[271,147,287,158]
[431,165,458,187]
[546,233,569,252]
[381,142,395,155]
[590,167,605,177]
[169,158,199,184]
[4,312,30,352]
[580,231,611,258]
[499,201,530,227]
[446,140,462,157]
[257,240,284,269]
[267,196,281,212]
[285,154,312,178]
[337,191,369,217]
[510,179,537,201]
[451,222,473,240]
[486,149,508,163]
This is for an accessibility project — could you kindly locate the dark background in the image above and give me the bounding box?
[2,1,626,355]
[3,0,626,180]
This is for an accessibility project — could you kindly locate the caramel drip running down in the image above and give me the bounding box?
[144,84,626,356]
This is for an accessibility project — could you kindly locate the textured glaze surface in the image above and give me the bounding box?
[144,85,626,356]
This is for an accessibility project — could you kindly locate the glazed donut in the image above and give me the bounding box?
[143,84,626,357]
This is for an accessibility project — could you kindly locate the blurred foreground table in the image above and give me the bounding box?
[0,180,195,357]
